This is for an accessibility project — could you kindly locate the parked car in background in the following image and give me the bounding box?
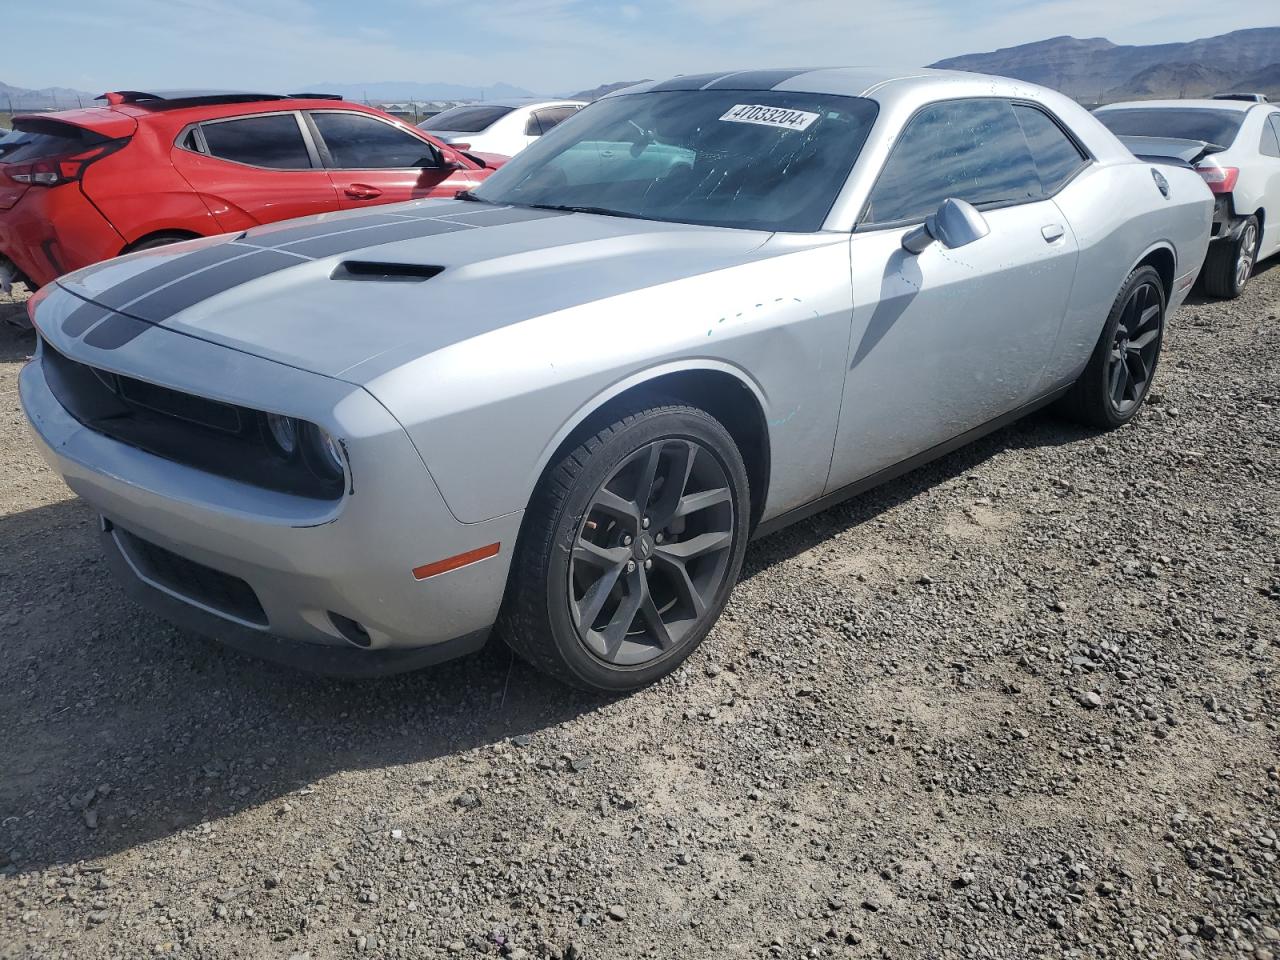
[0,90,504,292]
[0,127,27,160]
[1096,98,1280,297]
[418,99,585,157]
[1213,93,1270,104]
[22,68,1211,691]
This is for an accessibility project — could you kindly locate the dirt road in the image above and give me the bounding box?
[1,271,1277,959]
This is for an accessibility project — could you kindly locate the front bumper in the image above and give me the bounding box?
[20,329,522,676]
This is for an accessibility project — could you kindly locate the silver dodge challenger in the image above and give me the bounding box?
[21,68,1213,691]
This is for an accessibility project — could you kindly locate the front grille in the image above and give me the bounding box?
[40,337,343,500]
[117,527,268,626]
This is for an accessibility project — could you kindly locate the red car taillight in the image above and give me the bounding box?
[1194,162,1239,194]
[8,139,126,187]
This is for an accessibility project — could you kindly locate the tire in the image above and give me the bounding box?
[1201,215,1259,299]
[500,401,751,692]
[1059,264,1165,430]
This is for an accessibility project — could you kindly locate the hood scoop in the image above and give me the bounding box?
[330,261,444,283]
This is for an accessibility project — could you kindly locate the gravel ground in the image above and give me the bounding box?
[0,268,1277,960]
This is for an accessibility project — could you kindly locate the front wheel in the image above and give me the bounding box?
[500,402,750,692]
[1059,264,1165,429]
[1201,215,1259,299]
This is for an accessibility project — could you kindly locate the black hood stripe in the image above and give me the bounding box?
[93,244,257,310]
[123,249,306,323]
[58,203,567,340]
[283,217,470,259]
[62,300,111,338]
[235,212,411,250]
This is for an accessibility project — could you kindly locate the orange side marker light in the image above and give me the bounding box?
[412,542,500,581]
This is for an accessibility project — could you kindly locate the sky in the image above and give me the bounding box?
[7,0,1278,97]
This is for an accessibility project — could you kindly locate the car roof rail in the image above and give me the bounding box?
[97,90,343,108]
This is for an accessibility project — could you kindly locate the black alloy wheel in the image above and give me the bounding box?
[1106,277,1162,416]
[570,438,735,666]
[501,402,750,692]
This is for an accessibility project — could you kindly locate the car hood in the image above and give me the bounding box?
[55,199,772,383]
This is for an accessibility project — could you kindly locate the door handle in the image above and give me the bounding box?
[344,184,382,200]
[1042,223,1065,243]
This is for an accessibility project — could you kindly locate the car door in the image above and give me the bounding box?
[169,111,340,231]
[827,98,1082,490]
[1258,113,1280,259]
[306,111,474,208]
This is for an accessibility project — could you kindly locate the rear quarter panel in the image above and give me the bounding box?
[81,118,226,247]
[1040,160,1211,391]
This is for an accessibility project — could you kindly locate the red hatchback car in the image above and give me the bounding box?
[0,90,505,291]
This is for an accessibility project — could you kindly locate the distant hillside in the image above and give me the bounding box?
[1107,62,1239,100]
[1230,62,1280,99]
[309,81,536,103]
[570,80,650,101]
[932,27,1280,102]
[0,80,96,111]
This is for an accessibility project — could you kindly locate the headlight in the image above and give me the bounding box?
[265,413,298,456]
[302,423,344,478]
[314,426,344,474]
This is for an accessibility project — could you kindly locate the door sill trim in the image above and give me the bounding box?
[752,384,1072,540]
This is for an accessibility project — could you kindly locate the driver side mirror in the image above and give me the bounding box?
[901,198,990,254]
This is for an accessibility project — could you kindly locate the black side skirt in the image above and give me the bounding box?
[751,385,1073,540]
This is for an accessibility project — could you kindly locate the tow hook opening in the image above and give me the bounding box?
[329,612,373,648]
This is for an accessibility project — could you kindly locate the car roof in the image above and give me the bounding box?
[605,67,982,99]
[452,98,586,109]
[1096,99,1258,113]
[15,96,402,136]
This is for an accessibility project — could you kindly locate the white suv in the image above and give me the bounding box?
[1096,99,1280,298]
[418,99,585,158]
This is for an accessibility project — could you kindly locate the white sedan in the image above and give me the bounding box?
[1096,98,1280,298]
[418,99,585,158]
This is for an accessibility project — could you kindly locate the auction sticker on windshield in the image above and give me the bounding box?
[720,104,819,131]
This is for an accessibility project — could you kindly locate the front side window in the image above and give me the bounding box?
[419,105,515,133]
[201,114,311,169]
[864,99,1040,225]
[472,90,880,232]
[1014,105,1087,194]
[1095,108,1246,148]
[311,113,438,169]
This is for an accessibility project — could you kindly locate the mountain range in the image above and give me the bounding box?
[931,27,1280,103]
[4,26,1279,113]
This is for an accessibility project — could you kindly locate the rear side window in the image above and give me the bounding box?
[1014,105,1088,194]
[202,114,311,169]
[1,121,109,164]
[1261,114,1280,158]
[311,113,437,169]
[864,99,1041,225]
[1095,108,1245,148]
[419,105,515,133]
[535,106,579,134]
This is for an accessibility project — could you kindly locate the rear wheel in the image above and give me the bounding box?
[1201,215,1258,299]
[500,402,750,692]
[1059,265,1165,429]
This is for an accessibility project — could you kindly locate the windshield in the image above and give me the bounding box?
[1096,108,1245,147]
[470,90,879,232]
[419,105,515,133]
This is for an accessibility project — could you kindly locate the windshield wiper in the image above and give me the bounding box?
[523,203,637,219]
[454,190,489,202]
